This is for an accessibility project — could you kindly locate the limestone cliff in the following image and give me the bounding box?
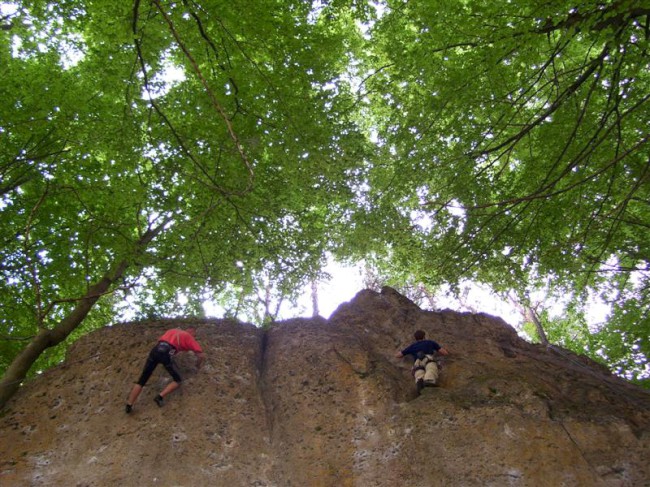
[1,288,648,486]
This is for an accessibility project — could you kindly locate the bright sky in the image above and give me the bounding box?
[272,260,610,332]
[269,260,524,326]
[125,256,609,335]
[295,261,367,319]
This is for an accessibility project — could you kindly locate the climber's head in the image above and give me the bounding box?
[414,330,425,341]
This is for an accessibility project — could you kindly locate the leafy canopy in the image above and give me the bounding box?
[1,0,649,391]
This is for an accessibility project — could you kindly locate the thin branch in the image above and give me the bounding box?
[22,185,50,328]
[150,0,254,194]
[0,335,36,342]
[132,0,255,198]
[476,47,609,159]
[468,133,649,210]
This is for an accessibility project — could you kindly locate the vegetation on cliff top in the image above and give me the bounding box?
[1,0,648,406]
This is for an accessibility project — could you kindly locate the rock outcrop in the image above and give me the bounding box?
[1,288,649,486]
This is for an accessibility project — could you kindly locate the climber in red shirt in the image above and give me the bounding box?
[125,327,204,413]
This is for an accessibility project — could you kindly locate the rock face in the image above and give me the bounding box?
[1,287,649,486]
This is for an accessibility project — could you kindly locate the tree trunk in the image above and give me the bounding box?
[311,278,320,317]
[524,306,550,346]
[0,222,166,410]
[507,293,550,346]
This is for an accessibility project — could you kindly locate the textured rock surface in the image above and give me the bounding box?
[1,287,649,486]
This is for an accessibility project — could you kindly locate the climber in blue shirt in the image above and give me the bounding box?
[396,330,449,394]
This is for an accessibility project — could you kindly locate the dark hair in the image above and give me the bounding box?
[414,330,426,340]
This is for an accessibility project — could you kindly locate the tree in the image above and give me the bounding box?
[3,0,650,409]
[340,0,650,381]
[0,0,372,407]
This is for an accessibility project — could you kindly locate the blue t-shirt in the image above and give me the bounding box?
[401,340,441,361]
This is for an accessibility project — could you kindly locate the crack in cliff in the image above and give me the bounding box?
[331,346,373,379]
[256,328,275,443]
[558,420,600,481]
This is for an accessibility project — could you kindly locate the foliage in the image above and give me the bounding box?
[0,0,371,403]
[1,0,649,402]
[345,0,650,384]
[593,283,650,387]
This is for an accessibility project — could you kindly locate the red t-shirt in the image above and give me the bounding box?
[159,329,203,353]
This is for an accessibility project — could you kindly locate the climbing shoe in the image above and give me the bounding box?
[154,395,164,407]
[125,404,133,414]
[416,378,424,395]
